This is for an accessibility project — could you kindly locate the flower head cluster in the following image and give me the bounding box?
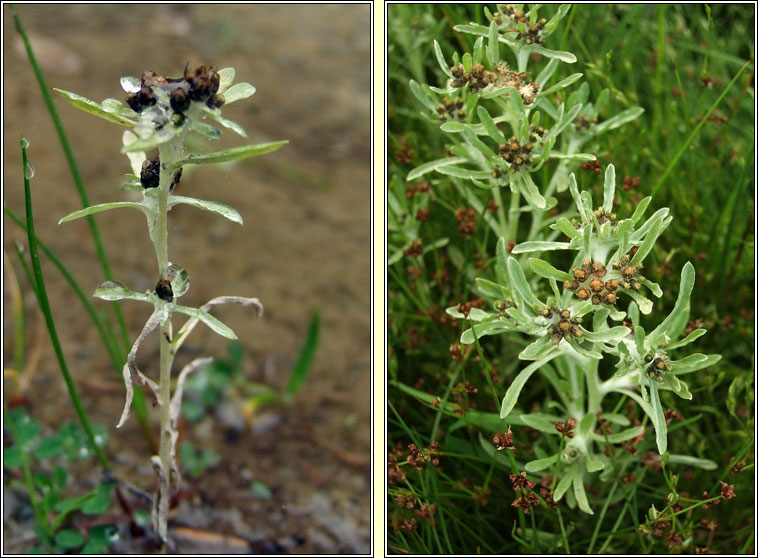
[435,97,465,120]
[450,63,497,94]
[563,258,620,306]
[542,307,584,345]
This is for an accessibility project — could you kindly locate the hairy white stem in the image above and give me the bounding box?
[152,136,183,546]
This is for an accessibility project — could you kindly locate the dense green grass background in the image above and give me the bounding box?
[388,4,754,554]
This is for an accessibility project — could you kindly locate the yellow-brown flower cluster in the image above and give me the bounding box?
[563,259,620,306]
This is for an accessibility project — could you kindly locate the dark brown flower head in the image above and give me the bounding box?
[555,417,576,438]
[154,278,173,302]
[511,492,540,514]
[388,463,406,485]
[415,503,436,521]
[140,156,161,189]
[395,493,416,509]
[719,481,736,500]
[509,471,536,491]
[170,87,191,113]
[663,409,683,426]
[425,442,441,467]
[407,444,426,469]
[449,343,463,362]
[454,206,477,236]
[492,426,516,451]
[399,518,417,532]
[666,530,683,548]
[403,238,424,258]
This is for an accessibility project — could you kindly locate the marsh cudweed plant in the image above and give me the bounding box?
[55,64,286,545]
[402,5,721,514]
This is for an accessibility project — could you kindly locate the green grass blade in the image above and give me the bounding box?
[651,59,752,197]
[285,311,320,397]
[4,250,27,374]
[11,5,131,355]
[20,137,109,470]
[5,206,155,452]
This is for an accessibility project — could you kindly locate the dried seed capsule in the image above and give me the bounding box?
[137,86,156,108]
[170,87,191,113]
[125,92,142,112]
[208,68,220,95]
[155,279,173,302]
[140,157,161,189]
[471,63,484,79]
[206,94,225,109]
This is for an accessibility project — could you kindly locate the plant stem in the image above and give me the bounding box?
[507,188,521,246]
[157,317,173,544]
[152,138,183,544]
[492,187,508,239]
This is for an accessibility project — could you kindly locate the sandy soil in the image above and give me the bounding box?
[2,4,371,554]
